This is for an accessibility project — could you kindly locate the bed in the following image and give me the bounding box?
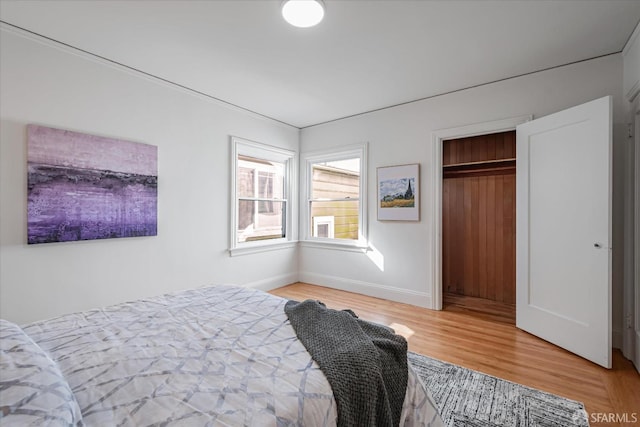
[1,284,443,426]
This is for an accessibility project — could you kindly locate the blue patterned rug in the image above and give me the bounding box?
[408,352,590,427]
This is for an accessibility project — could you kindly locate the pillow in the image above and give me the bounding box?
[0,319,83,426]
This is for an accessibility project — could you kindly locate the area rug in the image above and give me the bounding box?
[408,351,590,427]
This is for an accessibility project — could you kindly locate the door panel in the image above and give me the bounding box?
[516,96,612,368]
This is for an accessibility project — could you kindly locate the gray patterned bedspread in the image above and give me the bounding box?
[1,284,444,426]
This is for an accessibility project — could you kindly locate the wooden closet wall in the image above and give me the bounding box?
[442,131,516,305]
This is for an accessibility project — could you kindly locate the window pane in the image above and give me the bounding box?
[238,167,255,199]
[238,200,286,243]
[238,156,284,199]
[310,200,359,240]
[317,223,329,238]
[311,158,360,200]
[258,172,273,198]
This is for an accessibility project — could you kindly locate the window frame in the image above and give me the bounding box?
[229,136,297,256]
[301,143,368,251]
[313,215,335,238]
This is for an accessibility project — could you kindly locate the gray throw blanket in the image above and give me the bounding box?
[284,299,408,427]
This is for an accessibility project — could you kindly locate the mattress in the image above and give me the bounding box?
[1,284,443,426]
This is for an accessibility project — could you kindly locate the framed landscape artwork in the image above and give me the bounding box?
[377,163,419,221]
[27,124,158,244]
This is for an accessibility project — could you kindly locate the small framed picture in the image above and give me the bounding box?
[377,163,419,221]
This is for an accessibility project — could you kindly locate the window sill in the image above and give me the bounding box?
[229,240,298,257]
[299,240,369,253]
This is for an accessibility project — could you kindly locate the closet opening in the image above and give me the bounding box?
[441,130,516,324]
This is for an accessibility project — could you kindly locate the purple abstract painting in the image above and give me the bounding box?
[27,125,157,244]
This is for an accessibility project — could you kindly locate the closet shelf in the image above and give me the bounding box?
[443,157,516,177]
[443,157,516,168]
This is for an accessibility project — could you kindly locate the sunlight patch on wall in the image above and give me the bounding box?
[366,243,384,271]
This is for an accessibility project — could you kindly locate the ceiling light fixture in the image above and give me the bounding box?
[281,0,325,28]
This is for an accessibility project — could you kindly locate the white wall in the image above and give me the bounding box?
[299,54,628,346]
[622,21,639,370]
[623,23,640,103]
[0,28,299,324]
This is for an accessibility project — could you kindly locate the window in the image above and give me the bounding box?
[313,216,335,238]
[230,137,296,255]
[237,156,284,241]
[302,143,367,248]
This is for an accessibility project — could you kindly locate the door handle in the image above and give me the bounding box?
[594,243,602,249]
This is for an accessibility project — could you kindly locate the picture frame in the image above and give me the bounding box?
[377,163,419,221]
[27,124,158,244]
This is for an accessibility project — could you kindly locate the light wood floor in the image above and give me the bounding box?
[270,283,640,427]
[443,292,516,324]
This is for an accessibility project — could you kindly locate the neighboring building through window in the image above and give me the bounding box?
[313,215,335,238]
[231,137,296,254]
[237,156,284,242]
[302,143,367,246]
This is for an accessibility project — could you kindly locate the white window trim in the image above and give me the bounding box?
[229,136,297,257]
[300,142,368,251]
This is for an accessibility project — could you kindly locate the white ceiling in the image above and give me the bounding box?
[1,0,639,128]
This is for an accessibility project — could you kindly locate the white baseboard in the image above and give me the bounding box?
[245,273,298,292]
[298,272,432,309]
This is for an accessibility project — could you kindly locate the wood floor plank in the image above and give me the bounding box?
[270,283,640,426]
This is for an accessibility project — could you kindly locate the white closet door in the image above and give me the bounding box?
[516,96,612,368]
